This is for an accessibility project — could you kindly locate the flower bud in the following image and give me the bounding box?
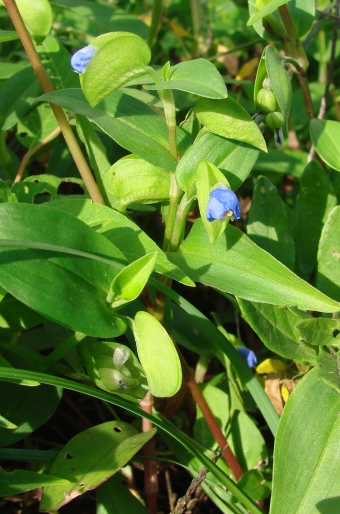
[262,77,272,91]
[256,88,277,114]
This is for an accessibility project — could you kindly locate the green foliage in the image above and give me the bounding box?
[0,0,339,512]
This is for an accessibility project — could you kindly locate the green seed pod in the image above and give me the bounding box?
[257,88,277,114]
[265,111,285,130]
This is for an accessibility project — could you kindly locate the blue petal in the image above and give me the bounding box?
[207,196,227,221]
[71,46,97,73]
[237,347,257,368]
[206,185,241,222]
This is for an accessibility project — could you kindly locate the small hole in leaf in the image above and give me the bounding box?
[332,329,340,338]
[78,483,85,487]
[113,426,122,433]
[34,179,40,184]
[65,453,73,460]
[33,192,51,204]
[57,181,85,196]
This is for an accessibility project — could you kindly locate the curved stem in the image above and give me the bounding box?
[3,0,105,204]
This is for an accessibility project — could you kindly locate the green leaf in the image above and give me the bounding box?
[36,35,79,90]
[253,148,308,179]
[16,0,53,37]
[107,253,157,308]
[169,219,340,312]
[263,46,292,122]
[295,161,337,276]
[310,119,340,171]
[81,32,151,106]
[145,59,228,99]
[11,174,86,203]
[0,414,17,430]
[103,155,171,210]
[0,67,41,131]
[247,0,290,26]
[0,30,20,42]
[0,294,43,333]
[133,311,182,397]
[270,368,340,514]
[0,382,62,446]
[247,176,295,269]
[50,198,194,286]
[0,203,128,337]
[97,476,148,514]
[288,0,315,38]
[41,421,156,511]
[248,0,313,40]
[227,411,267,472]
[16,103,59,149]
[196,97,267,152]
[232,470,270,502]
[295,318,340,347]
[39,89,189,171]
[316,349,340,393]
[238,300,317,362]
[176,131,259,192]
[0,468,70,497]
[316,206,340,302]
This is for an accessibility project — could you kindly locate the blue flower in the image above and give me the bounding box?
[237,347,257,368]
[206,185,241,222]
[71,46,97,73]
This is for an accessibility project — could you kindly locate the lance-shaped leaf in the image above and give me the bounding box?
[196,96,267,152]
[133,311,182,397]
[168,219,340,313]
[176,131,259,192]
[316,206,340,302]
[0,203,127,337]
[0,468,71,497]
[145,59,228,99]
[310,119,340,172]
[270,368,340,513]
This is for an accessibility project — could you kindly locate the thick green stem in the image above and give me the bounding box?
[168,193,195,251]
[3,0,105,204]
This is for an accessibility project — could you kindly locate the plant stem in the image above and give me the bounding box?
[277,4,315,120]
[140,392,158,514]
[179,351,244,480]
[147,0,163,48]
[3,0,105,204]
[14,126,61,183]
